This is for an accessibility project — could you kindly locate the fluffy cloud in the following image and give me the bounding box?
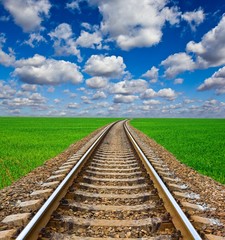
[109,79,148,95]
[92,91,107,100]
[113,94,138,103]
[157,88,177,100]
[84,55,126,78]
[0,33,15,67]
[2,93,47,110]
[1,0,51,32]
[142,66,159,82]
[21,84,37,92]
[198,66,225,94]
[0,48,15,67]
[161,52,195,78]
[49,23,80,59]
[67,103,79,109]
[66,0,80,11]
[182,8,205,31]
[24,33,46,48]
[76,30,103,49]
[140,88,177,100]
[0,81,16,99]
[88,0,181,50]
[143,99,161,105]
[174,78,184,84]
[14,54,83,85]
[86,76,108,89]
[186,15,225,68]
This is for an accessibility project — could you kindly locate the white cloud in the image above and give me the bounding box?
[49,23,81,59]
[161,52,195,78]
[198,66,225,94]
[84,55,126,78]
[24,33,46,48]
[21,84,37,92]
[89,0,181,50]
[76,30,103,49]
[143,99,161,105]
[0,81,16,99]
[1,0,51,32]
[86,76,108,89]
[186,15,225,68]
[54,98,60,104]
[66,0,80,11]
[157,88,177,100]
[0,48,15,67]
[113,94,138,103]
[0,34,15,67]
[140,88,156,99]
[2,92,47,110]
[182,8,205,31]
[14,54,83,85]
[81,96,92,104]
[92,91,107,100]
[109,79,148,95]
[142,66,159,82]
[67,103,79,109]
[174,78,184,84]
[140,88,177,100]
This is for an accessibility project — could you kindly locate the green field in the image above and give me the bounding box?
[131,118,225,184]
[0,117,118,189]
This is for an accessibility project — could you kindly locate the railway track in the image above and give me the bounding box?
[1,120,223,239]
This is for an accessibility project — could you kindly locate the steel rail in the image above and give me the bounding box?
[16,122,116,240]
[124,121,202,240]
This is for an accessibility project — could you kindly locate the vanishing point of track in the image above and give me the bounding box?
[15,120,201,239]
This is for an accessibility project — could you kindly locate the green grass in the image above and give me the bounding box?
[131,118,225,184]
[0,117,119,189]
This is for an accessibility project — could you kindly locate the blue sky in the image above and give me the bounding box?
[1,0,225,117]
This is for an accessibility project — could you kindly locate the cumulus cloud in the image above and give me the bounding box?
[66,0,81,11]
[81,96,92,104]
[88,0,181,50]
[186,15,225,68]
[143,99,161,105]
[92,91,107,100]
[0,33,15,67]
[174,78,184,84]
[198,66,225,94]
[67,103,79,109]
[140,88,177,100]
[24,33,46,48]
[0,81,16,99]
[161,52,195,78]
[182,8,205,31]
[113,94,138,103]
[84,55,126,78]
[142,66,159,83]
[157,88,177,100]
[140,88,156,99]
[109,79,148,95]
[21,84,37,92]
[1,0,51,32]
[86,76,108,89]
[49,23,81,59]
[2,92,47,111]
[14,54,83,85]
[0,48,15,67]
[76,30,103,49]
